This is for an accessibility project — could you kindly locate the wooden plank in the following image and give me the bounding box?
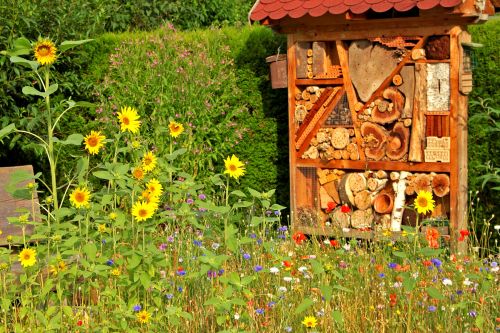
[288,35,299,227]
[399,65,415,118]
[295,42,310,79]
[295,78,343,86]
[294,226,450,240]
[456,28,470,254]
[312,42,327,77]
[409,62,427,162]
[0,165,39,245]
[336,40,366,160]
[296,159,451,173]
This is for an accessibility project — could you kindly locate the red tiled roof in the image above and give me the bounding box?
[249,0,462,21]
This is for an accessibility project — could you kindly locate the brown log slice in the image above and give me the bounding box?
[339,174,355,206]
[348,173,367,193]
[330,128,350,150]
[386,122,410,161]
[392,74,403,86]
[351,208,374,229]
[413,174,432,193]
[354,190,372,210]
[361,122,388,161]
[431,173,450,197]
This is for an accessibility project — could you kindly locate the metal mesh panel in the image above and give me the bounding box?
[325,93,352,126]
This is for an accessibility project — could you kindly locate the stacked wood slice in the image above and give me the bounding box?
[405,173,450,197]
[295,86,323,124]
[302,127,360,160]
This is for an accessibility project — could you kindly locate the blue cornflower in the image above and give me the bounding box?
[428,305,437,312]
[133,304,141,312]
[218,269,225,276]
[254,265,263,272]
[267,301,276,308]
[431,258,442,267]
[257,238,263,245]
[468,310,477,318]
[193,240,202,247]
[250,233,257,239]
[388,262,398,269]
[166,293,174,299]
[378,273,385,278]
[255,308,264,315]
[176,269,186,276]
[278,225,288,232]
[177,286,183,293]
[274,210,281,216]
[243,253,251,260]
[106,259,114,266]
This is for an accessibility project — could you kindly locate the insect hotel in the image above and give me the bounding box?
[250,0,496,250]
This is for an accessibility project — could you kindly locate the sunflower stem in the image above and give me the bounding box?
[45,68,58,227]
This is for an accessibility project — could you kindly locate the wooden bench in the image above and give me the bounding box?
[0,165,40,246]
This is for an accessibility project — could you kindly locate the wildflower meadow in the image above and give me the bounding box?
[0,33,498,333]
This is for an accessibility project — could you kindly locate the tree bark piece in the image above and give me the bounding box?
[313,42,327,77]
[413,174,433,193]
[330,206,350,229]
[339,174,355,206]
[399,66,415,118]
[296,42,310,79]
[387,122,410,161]
[324,180,341,204]
[409,63,427,162]
[361,122,388,161]
[348,40,399,102]
[320,186,334,209]
[427,63,450,112]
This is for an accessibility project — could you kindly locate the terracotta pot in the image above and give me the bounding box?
[373,192,394,214]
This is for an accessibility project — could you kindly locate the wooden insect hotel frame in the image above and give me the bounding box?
[250,0,497,251]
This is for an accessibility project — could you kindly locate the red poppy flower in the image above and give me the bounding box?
[389,293,397,306]
[77,320,83,326]
[341,204,351,213]
[292,232,306,245]
[425,227,440,248]
[282,260,292,268]
[326,201,337,213]
[330,239,340,248]
[422,260,432,267]
[458,229,470,241]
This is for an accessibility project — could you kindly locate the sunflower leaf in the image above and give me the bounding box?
[294,298,314,314]
[59,39,94,52]
[57,133,83,145]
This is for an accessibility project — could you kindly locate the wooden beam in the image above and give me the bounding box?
[336,40,366,160]
[288,35,298,226]
[296,159,451,173]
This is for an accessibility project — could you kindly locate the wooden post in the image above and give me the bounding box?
[449,26,468,254]
[288,35,298,228]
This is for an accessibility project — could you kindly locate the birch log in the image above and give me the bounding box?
[391,171,410,231]
[409,63,427,162]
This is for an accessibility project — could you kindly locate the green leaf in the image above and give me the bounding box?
[270,203,286,211]
[93,171,115,180]
[10,56,38,70]
[231,190,247,198]
[333,284,353,293]
[250,216,264,227]
[58,133,83,145]
[294,298,314,314]
[247,188,262,199]
[139,271,151,289]
[332,310,344,326]
[59,39,94,52]
[419,247,444,257]
[392,251,407,259]
[310,259,325,275]
[22,86,45,97]
[426,286,445,300]
[402,275,416,292]
[83,243,97,260]
[0,124,16,141]
[319,284,333,302]
[232,200,253,209]
[475,315,484,329]
[127,254,142,270]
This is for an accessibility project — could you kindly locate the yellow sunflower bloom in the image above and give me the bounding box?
[70,187,91,208]
[132,167,145,180]
[19,248,37,268]
[168,120,184,138]
[84,130,106,155]
[414,190,435,215]
[117,106,141,133]
[97,224,107,234]
[132,201,155,222]
[136,310,151,324]
[145,178,163,198]
[302,315,317,328]
[141,151,157,172]
[33,39,57,66]
[224,154,245,179]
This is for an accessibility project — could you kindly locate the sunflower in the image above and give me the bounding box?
[19,248,37,268]
[132,167,145,180]
[145,178,163,198]
[49,260,67,276]
[33,39,57,66]
[224,155,245,179]
[414,190,435,215]
[141,191,160,210]
[84,131,106,155]
[136,310,151,324]
[168,120,184,138]
[117,107,141,133]
[132,201,155,222]
[141,151,157,172]
[97,224,107,234]
[70,187,91,209]
[302,315,317,328]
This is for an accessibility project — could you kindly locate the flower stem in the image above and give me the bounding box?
[45,69,58,226]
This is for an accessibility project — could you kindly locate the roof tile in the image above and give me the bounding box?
[250,0,463,21]
[310,4,330,16]
[283,0,304,10]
